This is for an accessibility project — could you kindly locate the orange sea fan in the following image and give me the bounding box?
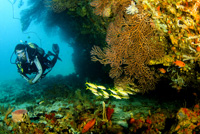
[91,10,164,92]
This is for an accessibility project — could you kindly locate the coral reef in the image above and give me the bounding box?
[137,0,200,92]
[0,78,199,133]
[174,104,200,133]
[5,0,200,133]
[19,0,200,94]
[2,99,198,134]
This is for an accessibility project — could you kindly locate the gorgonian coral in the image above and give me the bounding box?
[91,6,164,92]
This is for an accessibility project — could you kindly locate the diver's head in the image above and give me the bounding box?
[15,44,27,62]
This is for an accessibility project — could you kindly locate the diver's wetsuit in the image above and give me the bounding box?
[16,44,59,84]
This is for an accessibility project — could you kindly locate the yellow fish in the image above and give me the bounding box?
[97,85,106,90]
[108,88,118,95]
[117,90,129,97]
[98,92,103,96]
[128,87,140,93]
[85,82,98,89]
[126,90,136,95]
[115,87,124,91]
[122,96,130,99]
[111,94,121,99]
[103,94,109,99]
[92,91,100,96]
[38,101,44,105]
[101,90,109,96]
[86,86,98,93]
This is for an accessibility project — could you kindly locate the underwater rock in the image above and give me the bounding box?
[38,120,47,125]
[55,113,63,119]
[7,126,13,131]
[113,120,128,128]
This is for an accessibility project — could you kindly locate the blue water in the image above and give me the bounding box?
[0,0,74,82]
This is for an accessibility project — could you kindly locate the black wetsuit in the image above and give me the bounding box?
[16,44,58,83]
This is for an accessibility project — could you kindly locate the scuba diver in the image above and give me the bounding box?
[11,41,62,84]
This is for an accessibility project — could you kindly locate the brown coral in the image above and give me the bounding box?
[91,7,164,92]
[4,107,14,125]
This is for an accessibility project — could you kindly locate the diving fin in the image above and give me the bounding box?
[46,51,62,61]
[52,44,59,55]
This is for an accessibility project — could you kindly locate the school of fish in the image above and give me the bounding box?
[85,82,140,99]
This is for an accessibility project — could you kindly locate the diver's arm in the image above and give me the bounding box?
[16,65,30,82]
[32,56,43,83]
[20,73,29,82]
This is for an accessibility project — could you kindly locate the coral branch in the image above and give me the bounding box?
[91,45,107,65]
[102,101,108,122]
[4,107,14,125]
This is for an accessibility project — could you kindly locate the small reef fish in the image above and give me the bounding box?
[117,90,129,97]
[82,118,96,133]
[39,101,44,105]
[91,90,103,97]
[97,92,103,96]
[85,82,97,89]
[115,87,124,91]
[174,60,185,67]
[103,94,109,99]
[127,87,141,93]
[97,85,106,90]
[126,90,136,95]
[196,46,200,52]
[122,96,130,99]
[91,91,100,96]
[129,118,135,124]
[86,86,97,93]
[101,90,109,96]
[108,88,118,95]
[111,94,122,99]
[159,68,166,73]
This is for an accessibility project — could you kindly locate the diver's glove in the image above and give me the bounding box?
[28,78,34,85]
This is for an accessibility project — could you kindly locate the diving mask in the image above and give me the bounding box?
[16,50,26,60]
